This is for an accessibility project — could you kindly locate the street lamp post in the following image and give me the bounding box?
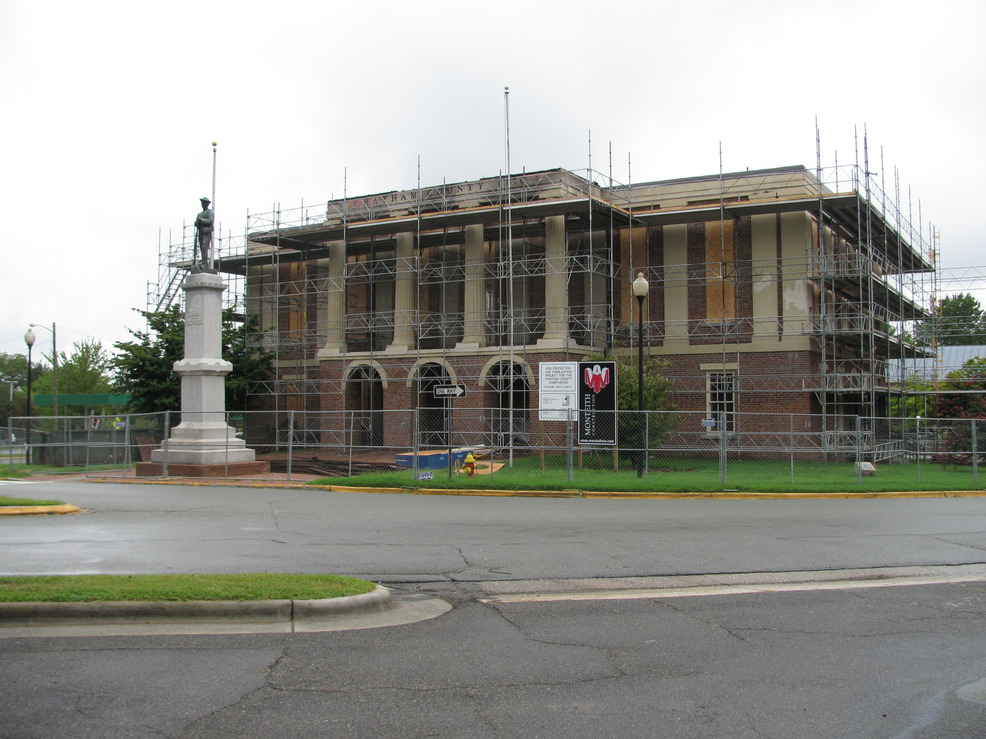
[29,322,57,418]
[632,272,650,478]
[24,328,35,466]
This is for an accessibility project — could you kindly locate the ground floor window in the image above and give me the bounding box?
[708,371,736,432]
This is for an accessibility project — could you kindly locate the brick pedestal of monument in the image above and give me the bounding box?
[136,461,269,477]
[137,270,268,478]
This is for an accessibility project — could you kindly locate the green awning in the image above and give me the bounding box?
[34,394,131,407]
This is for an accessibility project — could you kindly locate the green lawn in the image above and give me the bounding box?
[313,453,986,493]
[0,573,376,602]
[0,496,66,507]
[4,463,124,477]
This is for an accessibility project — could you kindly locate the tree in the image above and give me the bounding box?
[933,356,986,420]
[221,310,277,412]
[0,351,30,390]
[915,293,986,346]
[26,340,114,416]
[925,357,986,465]
[32,339,113,397]
[588,353,677,455]
[0,351,49,392]
[112,305,275,414]
[0,351,50,425]
[888,374,937,419]
[0,351,28,427]
[111,305,185,414]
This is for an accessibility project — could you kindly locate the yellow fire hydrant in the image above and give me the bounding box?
[462,452,476,477]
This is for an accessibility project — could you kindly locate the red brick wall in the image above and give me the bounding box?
[659,350,821,425]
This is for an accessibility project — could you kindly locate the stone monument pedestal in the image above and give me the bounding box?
[137,271,268,477]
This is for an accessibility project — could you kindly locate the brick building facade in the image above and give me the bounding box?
[223,165,933,452]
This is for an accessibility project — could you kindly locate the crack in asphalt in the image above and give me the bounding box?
[656,599,750,642]
[176,650,288,736]
[267,503,281,532]
[925,534,986,553]
[476,598,630,686]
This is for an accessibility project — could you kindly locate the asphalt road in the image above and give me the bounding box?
[3,481,986,582]
[2,481,986,737]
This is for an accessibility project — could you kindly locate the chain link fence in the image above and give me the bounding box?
[5,410,985,489]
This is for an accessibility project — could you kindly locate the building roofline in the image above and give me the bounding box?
[628,164,812,190]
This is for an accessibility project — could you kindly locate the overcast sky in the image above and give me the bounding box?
[2,0,984,362]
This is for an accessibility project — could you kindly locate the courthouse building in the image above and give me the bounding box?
[201,163,934,451]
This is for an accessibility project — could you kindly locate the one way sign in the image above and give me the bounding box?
[433,384,467,398]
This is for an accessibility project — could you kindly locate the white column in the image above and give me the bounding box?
[780,212,813,338]
[537,215,569,348]
[388,232,416,351]
[318,240,347,357]
[586,230,607,348]
[751,214,779,338]
[662,224,689,348]
[457,224,487,348]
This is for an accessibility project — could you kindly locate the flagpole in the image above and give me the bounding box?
[210,141,217,269]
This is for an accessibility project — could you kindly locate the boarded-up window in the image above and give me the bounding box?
[705,220,735,320]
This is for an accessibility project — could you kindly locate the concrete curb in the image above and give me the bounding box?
[0,584,392,625]
[293,584,392,618]
[83,477,986,499]
[0,504,81,516]
[281,485,986,499]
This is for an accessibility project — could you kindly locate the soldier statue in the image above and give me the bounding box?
[194,196,214,268]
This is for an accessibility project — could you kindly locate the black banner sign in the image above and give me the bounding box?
[578,361,617,445]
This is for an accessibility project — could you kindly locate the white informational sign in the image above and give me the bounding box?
[539,362,578,421]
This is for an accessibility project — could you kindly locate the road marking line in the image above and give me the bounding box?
[481,567,986,604]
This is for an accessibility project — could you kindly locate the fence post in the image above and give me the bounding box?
[854,416,863,485]
[124,415,132,469]
[162,411,170,478]
[567,408,574,483]
[6,420,13,475]
[447,397,453,480]
[85,415,92,472]
[718,411,727,486]
[916,415,922,483]
[413,407,420,475]
[347,411,355,477]
[287,410,294,482]
[972,418,979,485]
[644,411,650,477]
[224,410,230,479]
[790,414,795,485]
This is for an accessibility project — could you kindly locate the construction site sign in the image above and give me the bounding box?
[538,362,577,421]
[578,361,617,445]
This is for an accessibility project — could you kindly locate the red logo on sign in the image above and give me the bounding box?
[584,364,611,393]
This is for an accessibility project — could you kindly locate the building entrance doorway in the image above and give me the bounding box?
[346,365,383,446]
[486,360,530,448]
[416,362,450,447]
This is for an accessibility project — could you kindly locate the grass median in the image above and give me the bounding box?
[0,496,66,507]
[0,574,377,603]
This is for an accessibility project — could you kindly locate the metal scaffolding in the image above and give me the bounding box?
[145,139,965,447]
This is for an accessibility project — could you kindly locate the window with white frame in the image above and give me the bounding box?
[707,372,736,432]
